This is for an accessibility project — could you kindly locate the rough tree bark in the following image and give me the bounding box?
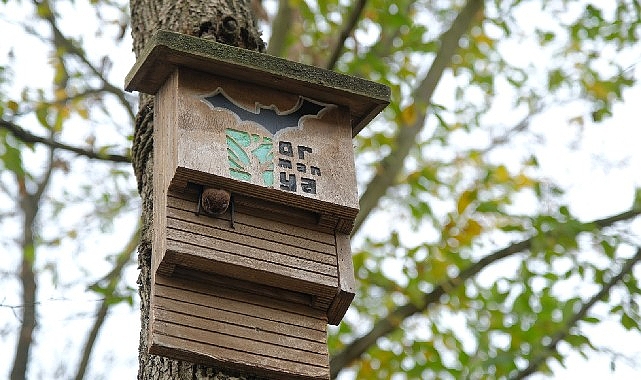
[129,0,265,378]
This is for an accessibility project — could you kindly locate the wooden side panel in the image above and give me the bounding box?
[327,233,356,325]
[150,274,330,380]
[160,189,339,300]
[153,70,179,276]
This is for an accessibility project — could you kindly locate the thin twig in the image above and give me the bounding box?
[1,119,131,163]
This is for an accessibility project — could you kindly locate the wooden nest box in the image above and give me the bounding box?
[125,30,389,379]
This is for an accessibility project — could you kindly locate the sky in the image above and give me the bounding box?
[2,0,641,379]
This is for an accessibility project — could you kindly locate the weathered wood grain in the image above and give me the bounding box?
[140,32,380,376]
[166,201,336,260]
[166,219,337,275]
[155,274,327,326]
[164,239,337,298]
[151,69,179,277]
[171,267,316,308]
[150,274,330,379]
[155,310,327,359]
[150,333,328,380]
[169,190,337,244]
[327,233,356,325]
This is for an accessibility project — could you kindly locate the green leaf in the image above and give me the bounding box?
[621,313,637,330]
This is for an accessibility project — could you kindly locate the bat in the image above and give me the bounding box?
[203,89,327,135]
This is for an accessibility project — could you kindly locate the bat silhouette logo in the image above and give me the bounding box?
[203,89,328,135]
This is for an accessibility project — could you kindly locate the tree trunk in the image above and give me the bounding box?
[129,1,265,378]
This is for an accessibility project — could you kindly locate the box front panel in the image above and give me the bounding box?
[150,274,330,380]
[162,188,339,301]
[174,69,359,212]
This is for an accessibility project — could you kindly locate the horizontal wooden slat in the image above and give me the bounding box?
[155,274,328,326]
[150,331,329,380]
[168,191,336,245]
[166,227,337,278]
[155,296,327,345]
[168,202,336,256]
[150,272,330,379]
[163,240,336,298]
[172,268,314,308]
[171,268,336,316]
[167,208,336,263]
[153,320,326,366]
[155,307,326,356]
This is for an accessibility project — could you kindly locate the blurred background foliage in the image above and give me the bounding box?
[1,0,641,379]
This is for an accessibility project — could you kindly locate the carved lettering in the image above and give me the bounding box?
[277,141,321,195]
[301,178,317,194]
[298,145,312,159]
[279,141,294,157]
[278,158,292,169]
[279,172,296,192]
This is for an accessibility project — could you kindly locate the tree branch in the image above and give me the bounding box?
[10,131,57,380]
[510,247,641,380]
[74,226,140,380]
[330,207,641,378]
[34,0,136,122]
[1,119,131,163]
[34,129,56,201]
[11,213,37,380]
[325,0,368,70]
[14,87,112,118]
[266,0,292,57]
[353,0,484,235]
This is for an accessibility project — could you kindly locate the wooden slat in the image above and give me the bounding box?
[163,188,355,321]
[155,272,328,326]
[168,191,337,245]
[165,227,337,278]
[153,320,326,364]
[150,332,329,380]
[167,216,334,269]
[149,274,330,379]
[155,296,326,344]
[172,268,314,309]
[151,69,179,276]
[164,239,337,298]
[167,206,336,261]
[171,267,335,314]
[155,307,325,355]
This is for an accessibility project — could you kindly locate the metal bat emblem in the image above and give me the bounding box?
[204,89,327,135]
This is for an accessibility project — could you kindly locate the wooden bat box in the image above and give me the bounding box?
[125,30,389,379]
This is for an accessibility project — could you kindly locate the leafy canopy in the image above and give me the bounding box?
[1,0,641,379]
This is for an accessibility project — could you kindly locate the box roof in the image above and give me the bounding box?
[125,30,390,136]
